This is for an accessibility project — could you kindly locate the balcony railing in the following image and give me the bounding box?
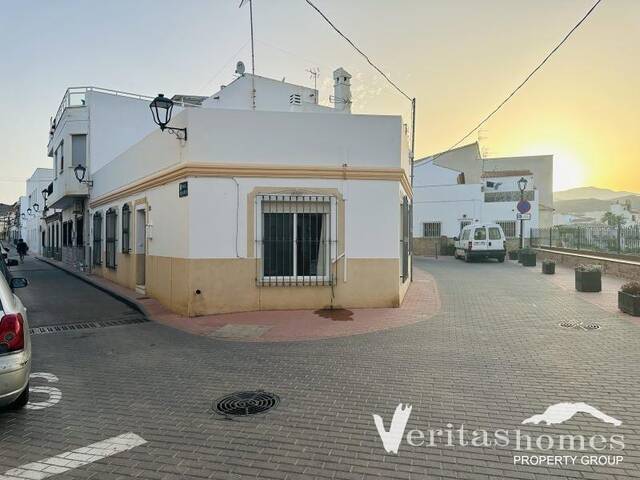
[50,86,203,135]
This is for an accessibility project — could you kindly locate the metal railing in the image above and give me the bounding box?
[531,225,640,257]
[50,86,204,132]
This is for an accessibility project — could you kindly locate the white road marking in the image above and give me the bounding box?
[26,387,61,410]
[27,372,61,410]
[0,433,147,480]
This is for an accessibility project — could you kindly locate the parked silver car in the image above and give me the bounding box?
[0,254,30,409]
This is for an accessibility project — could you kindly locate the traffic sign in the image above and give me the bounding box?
[517,213,531,220]
[517,199,531,214]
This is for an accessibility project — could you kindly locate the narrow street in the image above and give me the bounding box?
[0,256,639,479]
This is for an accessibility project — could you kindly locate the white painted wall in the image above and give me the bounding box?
[202,74,333,113]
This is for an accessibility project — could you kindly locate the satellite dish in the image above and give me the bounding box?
[235,61,246,75]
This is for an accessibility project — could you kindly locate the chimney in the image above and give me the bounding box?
[333,68,352,113]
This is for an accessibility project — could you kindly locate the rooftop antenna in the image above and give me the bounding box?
[239,0,256,109]
[306,67,319,91]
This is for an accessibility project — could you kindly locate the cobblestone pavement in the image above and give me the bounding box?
[0,256,639,479]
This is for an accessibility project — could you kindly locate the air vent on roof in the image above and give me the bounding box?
[289,93,301,106]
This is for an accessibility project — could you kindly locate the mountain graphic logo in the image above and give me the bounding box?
[522,402,622,426]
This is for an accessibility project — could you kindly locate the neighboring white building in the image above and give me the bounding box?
[44,87,201,268]
[20,168,54,255]
[49,68,413,316]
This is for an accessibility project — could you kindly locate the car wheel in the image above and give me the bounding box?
[497,255,505,263]
[10,383,29,410]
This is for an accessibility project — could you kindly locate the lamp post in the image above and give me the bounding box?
[149,94,187,141]
[74,164,93,187]
[33,203,39,213]
[518,176,528,249]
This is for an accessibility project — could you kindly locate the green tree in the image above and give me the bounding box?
[601,212,626,227]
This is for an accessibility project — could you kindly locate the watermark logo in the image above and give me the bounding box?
[372,403,412,454]
[521,402,621,426]
[371,402,624,466]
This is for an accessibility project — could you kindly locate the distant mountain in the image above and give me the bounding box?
[555,195,640,215]
[554,186,639,202]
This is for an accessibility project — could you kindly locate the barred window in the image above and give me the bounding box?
[105,208,117,269]
[496,220,517,238]
[122,204,131,253]
[257,195,337,286]
[460,220,472,233]
[423,222,441,238]
[92,212,102,266]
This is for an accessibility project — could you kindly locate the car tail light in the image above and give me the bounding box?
[0,313,24,353]
[468,241,473,251]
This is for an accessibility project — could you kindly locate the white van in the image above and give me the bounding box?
[454,223,506,263]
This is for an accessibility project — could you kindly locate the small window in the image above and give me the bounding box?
[92,212,102,266]
[105,208,117,269]
[462,229,470,241]
[460,220,471,232]
[488,227,502,240]
[423,222,441,238]
[474,228,486,240]
[58,141,64,172]
[121,204,131,253]
[71,134,87,167]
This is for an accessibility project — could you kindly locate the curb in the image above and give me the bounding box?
[35,256,150,319]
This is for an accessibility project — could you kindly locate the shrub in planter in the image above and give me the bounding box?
[618,281,640,316]
[575,264,602,292]
[542,259,555,274]
[508,250,519,260]
[519,248,536,267]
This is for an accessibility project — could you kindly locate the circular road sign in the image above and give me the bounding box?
[517,199,531,214]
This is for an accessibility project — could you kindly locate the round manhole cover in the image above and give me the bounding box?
[213,390,280,417]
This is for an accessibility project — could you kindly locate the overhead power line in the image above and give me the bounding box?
[303,0,412,102]
[428,0,604,163]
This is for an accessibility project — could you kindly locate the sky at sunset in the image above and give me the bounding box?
[0,0,638,204]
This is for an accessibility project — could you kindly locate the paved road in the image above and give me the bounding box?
[0,256,638,479]
[10,256,144,328]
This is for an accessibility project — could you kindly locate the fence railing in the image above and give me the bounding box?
[531,225,640,257]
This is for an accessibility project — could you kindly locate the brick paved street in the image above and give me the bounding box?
[1,256,639,479]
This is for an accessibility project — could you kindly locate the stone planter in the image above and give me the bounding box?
[508,250,519,260]
[575,270,601,292]
[542,261,555,274]
[618,291,640,316]
[520,252,536,267]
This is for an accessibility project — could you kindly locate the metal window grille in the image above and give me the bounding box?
[401,196,409,282]
[121,204,131,253]
[423,222,441,238]
[459,220,472,233]
[105,208,117,269]
[255,195,337,286]
[92,212,102,266]
[496,220,517,238]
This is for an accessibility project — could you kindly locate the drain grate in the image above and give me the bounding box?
[558,321,601,331]
[213,390,280,417]
[30,316,148,335]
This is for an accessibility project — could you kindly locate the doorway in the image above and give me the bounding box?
[135,208,146,292]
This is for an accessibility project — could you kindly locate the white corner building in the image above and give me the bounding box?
[43,68,413,316]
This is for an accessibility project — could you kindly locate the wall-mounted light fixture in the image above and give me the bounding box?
[74,164,93,187]
[149,94,187,141]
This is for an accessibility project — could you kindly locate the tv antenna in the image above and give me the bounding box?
[306,68,319,91]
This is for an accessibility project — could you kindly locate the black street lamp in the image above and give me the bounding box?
[149,94,187,141]
[518,176,528,249]
[33,203,39,213]
[74,164,93,187]
[27,208,32,217]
